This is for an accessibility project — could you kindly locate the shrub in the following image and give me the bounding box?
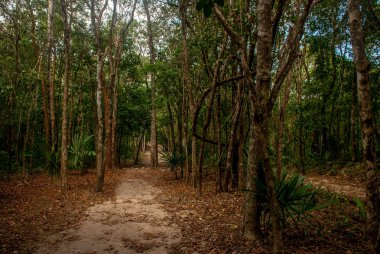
[69,133,95,174]
[256,168,318,227]
[160,145,184,178]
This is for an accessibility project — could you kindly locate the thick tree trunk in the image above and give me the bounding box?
[255,1,283,251]
[348,1,380,252]
[143,0,158,168]
[242,102,261,241]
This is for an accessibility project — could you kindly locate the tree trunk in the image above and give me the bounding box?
[22,89,38,177]
[111,77,118,168]
[90,0,107,192]
[47,0,56,151]
[276,76,291,179]
[348,1,380,252]
[215,88,223,192]
[179,0,192,184]
[60,0,71,191]
[224,82,243,192]
[351,78,357,162]
[197,37,226,196]
[167,102,175,151]
[255,1,283,251]
[143,0,158,168]
[242,101,261,241]
[134,130,145,165]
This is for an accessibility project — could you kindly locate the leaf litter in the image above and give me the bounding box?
[0,165,368,253]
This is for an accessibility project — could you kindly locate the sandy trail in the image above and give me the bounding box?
[306,175,365,199]
[37,167,181,254]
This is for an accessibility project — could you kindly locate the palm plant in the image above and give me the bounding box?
[256,168,318,227]
[69,133,95,174]
[160,145,184,178]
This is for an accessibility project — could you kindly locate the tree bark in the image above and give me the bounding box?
[90,0,108,192]
[224,82,243,192]
[276,76,291,179]
[179,0,192,184]
[47,0,56,150]
[60,0,71,191]
[255,1,283,251]
[348,1,380,252]
[351,78,357,162]
[143,0,158,168]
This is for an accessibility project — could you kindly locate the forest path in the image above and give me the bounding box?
[306,174,366,199]
[37,152,181,254]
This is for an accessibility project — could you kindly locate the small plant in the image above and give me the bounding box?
[353,197,367,220]
[69,133,95,174]
[160,145,184,178]
[256,168,318,227]
[41,147,60,176]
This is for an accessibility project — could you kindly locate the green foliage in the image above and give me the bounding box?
[353,198,367,220]
[255,169,318,226]
[69,133,95,173]
[160,145,184,171]
[40,146,61,176]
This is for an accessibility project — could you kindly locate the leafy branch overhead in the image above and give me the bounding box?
[196,0,224,17]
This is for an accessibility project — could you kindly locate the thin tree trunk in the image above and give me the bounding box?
[134,130,145,165]
[60,0,71,191]
[351,79,357,162]
[167,102,175,151]
[224,82,243,192]
[179,0,192,184]
[90,0,107,192]
[112,78,118,168]
[143,0,158,168]
[22,89,38,177]
[276,76,291,179]
[47,0,55,150]
[215,88,223,192]
[348,1,380,252]
[197,37,226,196]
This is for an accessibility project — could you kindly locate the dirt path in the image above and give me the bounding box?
[306,175,366,199]
[37,164,181,253]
